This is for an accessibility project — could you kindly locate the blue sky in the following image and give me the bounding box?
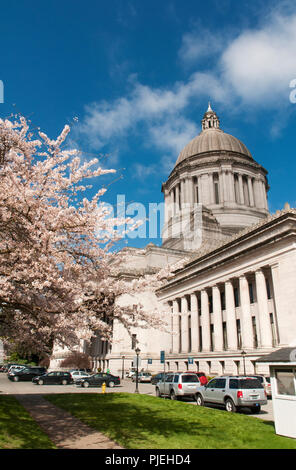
[1,0,296,248]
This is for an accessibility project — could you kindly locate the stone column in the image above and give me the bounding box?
[164,189,169,223]
[225,280,238,350]
[239,275,254,348]
[172,300,180,353]
[190,293,200,352]
[175,184,180,213]
[247,177,255,207]
[270,263,280,344]
[221,170,228,203]
[185,178,192,206]
[255,269,273,348]
[181,297,189,353]
[201,174,210,205]
[261,180,268,210]
[212,285,224,351]
[200,289,211,352]
[228,171,236,203]
[238,174,244,205]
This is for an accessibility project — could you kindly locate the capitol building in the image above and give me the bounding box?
[51,105,296,377]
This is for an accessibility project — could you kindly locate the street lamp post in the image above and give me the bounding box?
[134,347,140,394]
[241,350,247,375]
[121,355,125,380]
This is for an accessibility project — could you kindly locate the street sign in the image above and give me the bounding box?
[148,358,152,364]
[160,350,165,363]
[188,357,193,365]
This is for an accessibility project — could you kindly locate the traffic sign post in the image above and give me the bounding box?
[160,350,166,398]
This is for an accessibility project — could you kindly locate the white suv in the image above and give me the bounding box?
[196,376,267,413]
[155,372,201,400]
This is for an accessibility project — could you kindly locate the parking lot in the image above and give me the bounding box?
[0,373,274,421]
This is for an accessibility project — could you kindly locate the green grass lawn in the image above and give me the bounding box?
[46,392,296,449]
[0,395,56,449]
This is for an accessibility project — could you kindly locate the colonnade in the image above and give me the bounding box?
[170,267,278,355]
[164,170,268,221]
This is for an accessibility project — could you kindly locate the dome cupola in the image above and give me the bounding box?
[161,104,269,251]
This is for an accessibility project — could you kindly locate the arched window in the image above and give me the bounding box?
[213,173,220,204]
[234,174,240,203]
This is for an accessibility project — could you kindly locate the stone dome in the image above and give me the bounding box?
[175,104,252,166]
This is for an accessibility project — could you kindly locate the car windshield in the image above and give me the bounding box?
[239,379,263,389]
[181,375,199,383]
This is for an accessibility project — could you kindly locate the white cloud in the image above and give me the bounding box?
[220,13,296,104]
[179,29,224,64]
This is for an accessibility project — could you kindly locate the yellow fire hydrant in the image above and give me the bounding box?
[102,382,106,394]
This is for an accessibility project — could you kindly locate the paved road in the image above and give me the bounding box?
[0,373,274,421]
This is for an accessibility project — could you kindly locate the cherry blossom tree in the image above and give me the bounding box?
[0,115,176,356]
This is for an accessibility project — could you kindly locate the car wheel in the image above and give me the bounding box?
[196,393,204,406]
[38,379,44,385]
[108,381,115,388]
[83,381,89,388]
[170,390,177,400]
[225,398,237,413]
[251,405,261,414]
[61,379,68,385]
[155,388,161,398]
[13,376,19,382]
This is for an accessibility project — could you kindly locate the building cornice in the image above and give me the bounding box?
[157,208,296,295]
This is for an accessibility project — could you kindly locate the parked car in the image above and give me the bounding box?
[8,365,27,374]
[70,370,91,382]
[32,371,73,385]
[183,371,208,385]
[7,364,26,374]
[126,370,136,378]
[131,372,152,383]
[246,375,272,398]
[76,372,120,388]
[151,372,169,385]
[8,366,47,382]
[195,376,267,413]
[155,372,201,400]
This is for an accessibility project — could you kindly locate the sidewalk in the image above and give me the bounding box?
[15,394,123,449]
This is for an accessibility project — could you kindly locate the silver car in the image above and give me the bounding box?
[155,372,201,400]
[196,376,267,413]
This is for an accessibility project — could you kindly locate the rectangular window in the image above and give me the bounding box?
[179,315,182,353]
[275,369,296,396]
[220,290,226,310]
[210,324,214,351]
[252,316,258,348]
[198,297,201,316]
[188,315,192,353]
[208,294,213,313]
[236,319,242,349]
[266,278,272,299]
[234,287,240,307]
[131,334,137,350]
[223,322,228,350]
[199,326,202,351]
[213,173,220,204]
[248,283,254,304]
[196,185,199,204]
